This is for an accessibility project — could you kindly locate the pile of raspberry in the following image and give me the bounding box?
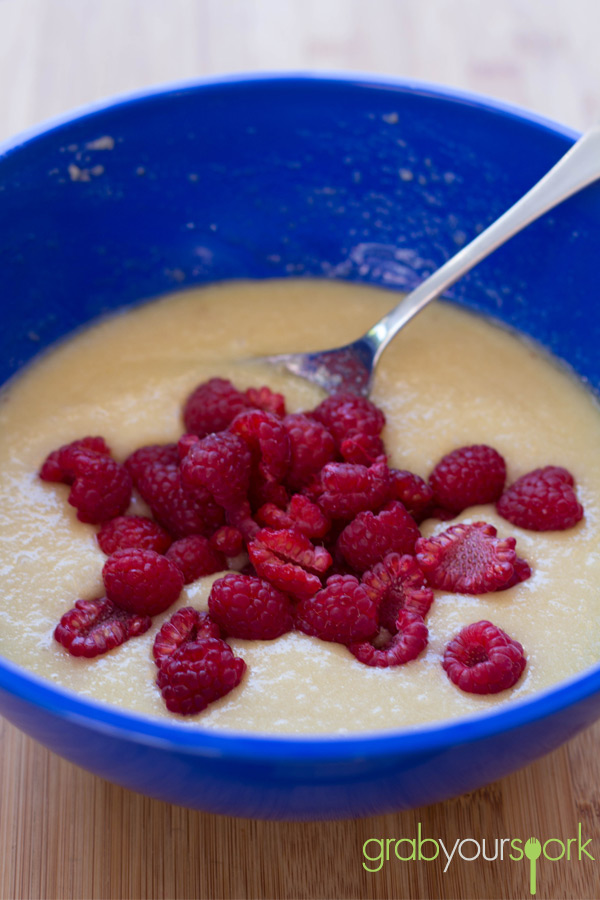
[40,377,584,715]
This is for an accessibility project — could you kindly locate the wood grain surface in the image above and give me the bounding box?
[1,2,600,898]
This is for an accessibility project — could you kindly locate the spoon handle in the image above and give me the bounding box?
[368,124,600,364]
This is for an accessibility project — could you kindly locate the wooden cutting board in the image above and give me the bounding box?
[1,715,599,899]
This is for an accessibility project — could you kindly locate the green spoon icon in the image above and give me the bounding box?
[524,837,542,895]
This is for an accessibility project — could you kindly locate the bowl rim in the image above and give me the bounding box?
[0,71,596,763]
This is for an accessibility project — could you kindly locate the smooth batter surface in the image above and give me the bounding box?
[0,279,599,733]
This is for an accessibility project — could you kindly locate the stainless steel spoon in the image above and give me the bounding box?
[263,125,600,396]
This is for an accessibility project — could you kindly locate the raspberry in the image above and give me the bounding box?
[225,500,261,542]
[97,515,172,555]
[180,432,251,510]
[229,409,290,483]
[339,433,386,466]
[183,377,252,437]
[248,527,331,601]
[256,494,330,539]
[209,573,294,640]
[125,443,180,484]
[134,461,224,539]
[295,574,378,644]
[388,469,434,522]
[177,433,200,461]
[337,501,420,572]
[497,556,532,591]
[153,607,221,669]
[67,451,132,524]
[442,620,526,694]
[156,637,246,715]
[54,596,151,658]
[415,522,517,594]
[362,553,434,631]
[429,444,507,514]
[40,436,111,483]
[103,548,184,616]
[349,609,428,667]
[245,385,286,418]
[311,393,385,445]
[496,465,584,531]
[309,459,391,520]
[165,535,226,584]
[210,526,244,557]
[283,413,337,490]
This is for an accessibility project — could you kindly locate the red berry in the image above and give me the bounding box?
[309,459,391,520]
[248,528,331,600]
[210,526,245,557]
[442,620,526,694]
[156,637,246,715]
[180,432,252,510]
[67,451,132,524]
[153,607,221,669]
[245,385,286,417]
[295,574,378,644]
[311,393,385,445]
[225,500,261,543]
[256,494,331,539]
[497,556,532,591]
[208,573,294,640]
[183,377,251,437]
[125,443,179,483]
[388,469,434,522]
[103,548,184,616]
[283,413,337,490]
[97,515,172,555]
[54,596,151,658]
[166,535,226,584]
[339,433,386,466]
[177,433,200,461]
[362,553,434,631]
[429,444,507,514]
[337,501,420,572]
[349,609,428,667]
[229,409,290,483]
[134,460,224,539]
[415,522,517,594]
[496,465,584,531]
[40,436,111,483]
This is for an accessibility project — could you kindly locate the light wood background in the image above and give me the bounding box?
[1,2,600,899]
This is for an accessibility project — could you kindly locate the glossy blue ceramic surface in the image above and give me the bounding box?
[0,74,599,820]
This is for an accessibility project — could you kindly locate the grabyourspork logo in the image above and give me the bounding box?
[362,822,594,895]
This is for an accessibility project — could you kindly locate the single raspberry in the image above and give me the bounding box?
[153,607,221,669]
[362,553,434,631]
[497,556,532,591]
[388,469,434,522]
[208,573,294,640]
[183,377,252,437]
[67,451,132,524]
[349,609,428,667]
[443,620,527,694]
[415,522,517,594]
[134,461,225,538]
[337,501,420,573]
[429,444,507,514]
[496,465,584,531]
[210,526,244,557]
[103,548,184,616]
[245,385,286,418]
[156,637,246,715]
[180,432,252,510]
[256,494,331,539]
[248,528,331,601]
[40,436,111,483]
[283,413,337,490]
[97,515,172,555]
[295,574,378,644]
[165,535,226,584]
[229,409,290,483]
[311,393,386,445]
[124,443,179,484]
[177,433,200,461]
[339,433,386,466]
[54,596,151,658]
[309,459,391,520]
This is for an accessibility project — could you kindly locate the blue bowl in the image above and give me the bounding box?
[1,74,599,820]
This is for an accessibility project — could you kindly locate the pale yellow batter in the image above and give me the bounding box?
[0,279,599,733]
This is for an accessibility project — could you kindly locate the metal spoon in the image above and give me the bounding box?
[263,125,600,396]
